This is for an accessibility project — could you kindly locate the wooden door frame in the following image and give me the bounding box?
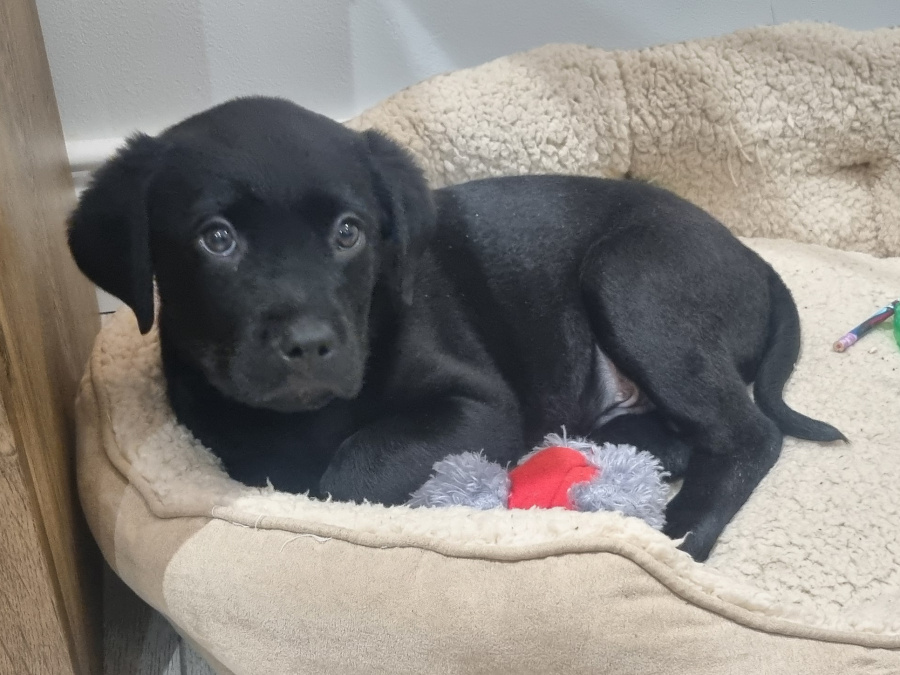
[0,0,103,672]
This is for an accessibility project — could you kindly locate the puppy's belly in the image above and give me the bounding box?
[587,347,652,429]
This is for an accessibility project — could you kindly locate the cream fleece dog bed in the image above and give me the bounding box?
[77,23,900,674]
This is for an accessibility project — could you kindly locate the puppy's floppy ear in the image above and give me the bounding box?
[362,129,436,305]
[68,133,164,334]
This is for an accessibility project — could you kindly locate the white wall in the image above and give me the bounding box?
[37,0,900,146]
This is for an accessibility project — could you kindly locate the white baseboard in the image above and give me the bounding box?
[69,137,123,193]
[67,137,124,172]
[96,289,123,314]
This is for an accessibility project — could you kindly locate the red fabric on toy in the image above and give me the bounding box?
[507,446,600,510]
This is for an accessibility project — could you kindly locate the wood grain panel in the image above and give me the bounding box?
[0,442,75,675]
[0,0,102,672]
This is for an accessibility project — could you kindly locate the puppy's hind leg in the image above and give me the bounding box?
[579,237,783,561]
[588,311,782,559]
[661,400,782,561]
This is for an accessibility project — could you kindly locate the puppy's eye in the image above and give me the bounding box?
[333,215,363,251]
[198,218,237,256]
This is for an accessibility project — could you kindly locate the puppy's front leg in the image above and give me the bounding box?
[319,396,522,505]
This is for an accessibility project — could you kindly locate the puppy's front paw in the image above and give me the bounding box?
[318,463,362,503]
[319,456,410,506]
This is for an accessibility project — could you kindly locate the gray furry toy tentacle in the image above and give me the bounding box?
[407,451,510,509]
[569,442,669,530]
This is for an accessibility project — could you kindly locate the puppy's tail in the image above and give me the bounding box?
[753,272,847,443]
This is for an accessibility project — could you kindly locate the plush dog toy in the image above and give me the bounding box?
[407,433,669,529]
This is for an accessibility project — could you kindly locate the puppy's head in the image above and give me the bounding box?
[69,97,435,412]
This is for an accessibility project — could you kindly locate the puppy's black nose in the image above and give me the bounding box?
[277,320,336,361]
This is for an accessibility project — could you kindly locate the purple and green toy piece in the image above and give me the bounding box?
[895,303,900,349]
[833,300,900,352]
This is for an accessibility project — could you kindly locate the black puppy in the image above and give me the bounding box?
[69,97,843,560]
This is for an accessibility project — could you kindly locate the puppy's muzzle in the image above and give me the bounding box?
[251,311,362,397]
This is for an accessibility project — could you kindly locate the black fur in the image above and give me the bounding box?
[69,97,843,561]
